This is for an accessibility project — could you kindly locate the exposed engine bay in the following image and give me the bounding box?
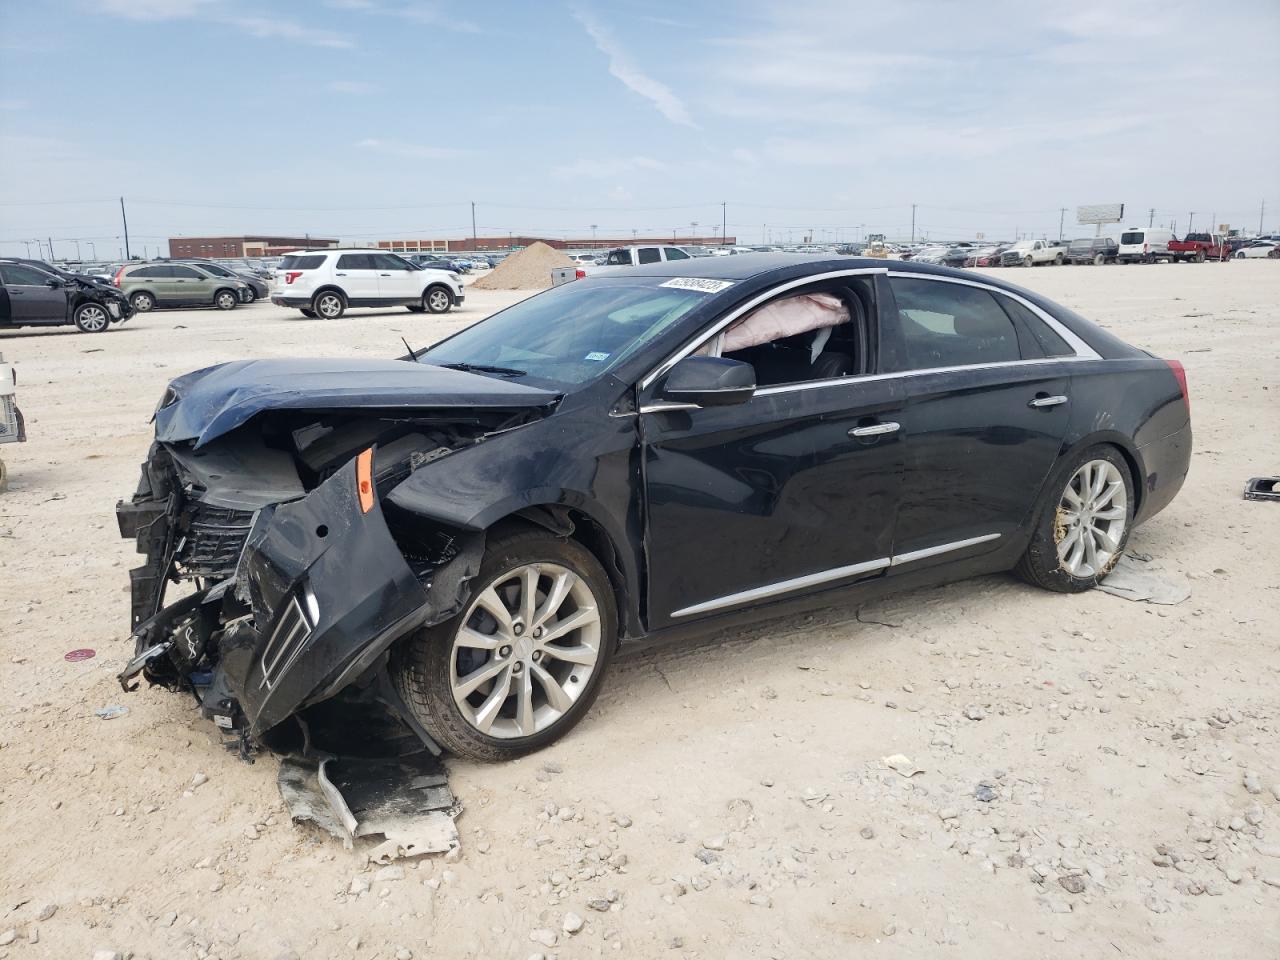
[116,356,560,761]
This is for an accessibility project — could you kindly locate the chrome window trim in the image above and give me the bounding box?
[669,533,1001,618]
[639,267,889,390]
[885,270,1101,360]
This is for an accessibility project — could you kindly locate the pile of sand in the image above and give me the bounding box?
[472,241,575,290]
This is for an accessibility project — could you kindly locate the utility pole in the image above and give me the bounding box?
[48,236,55,261]
[1148,208,1155,228]
[721,201,726,245]
[910,203,917,243]
[22,240,31,257]
[470,201,477,249]
[1187,212,1195,234]
[120,197,131,259]
[89,241,96,258]
[1058,208,1066,241]
[1260,199,1266,235]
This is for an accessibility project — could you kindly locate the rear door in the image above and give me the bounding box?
[881,273,1080,568]
[0,263,70,323]
[333,253,380,303]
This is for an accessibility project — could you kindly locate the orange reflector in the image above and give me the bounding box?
[356,448,375,513]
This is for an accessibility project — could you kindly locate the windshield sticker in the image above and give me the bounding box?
[659,278,735,294]
[584,351,609,362]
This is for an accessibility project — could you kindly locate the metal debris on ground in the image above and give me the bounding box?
[1243,477,1280,502]
[94,705,129,720]
[279,751,459,863]
[64,648,96,662]
[1096,557,1191,605]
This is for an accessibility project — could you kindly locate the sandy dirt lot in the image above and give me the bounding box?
[1,262,1278,960]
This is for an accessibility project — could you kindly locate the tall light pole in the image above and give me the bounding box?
[1187,212,1195,234]
[23,240,32,257]
[1260,199,1266,235]
[721,201,726,245]
[591,224,598,246]
[691,221,698,241]
[910,203,917,243]
[1058,207,1066,241]
[471,201,477,249]
[120,197,131,259]
[89,241,96,258]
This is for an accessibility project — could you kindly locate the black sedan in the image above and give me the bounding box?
[1,259,133,332]
[116,255,1191,761]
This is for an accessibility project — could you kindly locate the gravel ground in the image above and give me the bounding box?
[1,262,1278,959]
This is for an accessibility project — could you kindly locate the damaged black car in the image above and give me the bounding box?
[118,255,1191,761]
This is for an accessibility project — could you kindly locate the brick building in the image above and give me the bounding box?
[167,236,339,258]
[376,235,737,253]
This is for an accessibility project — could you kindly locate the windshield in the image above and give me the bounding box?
[420,278,710,386]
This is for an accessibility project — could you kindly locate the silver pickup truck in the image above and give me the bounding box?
[551,244,695,285]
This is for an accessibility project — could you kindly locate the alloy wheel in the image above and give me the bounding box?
[317,294,343,318]
[77,305,108,332]
[1056,459,1127,578]
[449,562,601,740]
[427,289,450,312]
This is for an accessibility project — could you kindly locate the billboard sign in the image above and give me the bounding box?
[1077,204,1125,225]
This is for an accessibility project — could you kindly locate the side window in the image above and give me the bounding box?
[605,250,631,266]
[996,294,1076,358]
[717,281,870,387]
[888,277,1022,370]
[663,247,690,261]
[374,254,412,271]
[337,254,372,269]
[2,264,53,285]
[170,266,202,279]
[637,248,662,265]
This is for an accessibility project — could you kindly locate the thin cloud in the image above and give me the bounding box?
[95,1,353,48]
[356,138,466,160]
[572,8,695,127]
[553,156,669,180]
[0,99,29,110]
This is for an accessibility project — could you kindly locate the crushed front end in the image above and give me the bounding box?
[115,358,558,756]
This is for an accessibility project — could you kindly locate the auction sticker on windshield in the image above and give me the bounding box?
[659,278,735,294]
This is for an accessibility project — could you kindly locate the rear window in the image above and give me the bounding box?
[1120,232,1145,245]
[279,254,326,270]
[1068,239,1093,250]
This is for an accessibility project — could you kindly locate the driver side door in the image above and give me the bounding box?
[0,264,69,323]
[640,273,903,628]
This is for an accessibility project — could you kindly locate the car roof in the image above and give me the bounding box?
[616,252,999,283]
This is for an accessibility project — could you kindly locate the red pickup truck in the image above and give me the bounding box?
[1168,233,1231,262]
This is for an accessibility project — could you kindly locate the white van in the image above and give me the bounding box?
[1117,227,1176,263]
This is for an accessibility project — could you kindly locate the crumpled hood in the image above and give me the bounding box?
[154,357,560,447]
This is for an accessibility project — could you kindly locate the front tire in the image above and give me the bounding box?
[214,289,238,310]
[73,302,111,333]
[394,529,618,761]
[1015,445,1134,593]
[130,291,155,313]
[424,286,453,314]
[1093,253,1104,266]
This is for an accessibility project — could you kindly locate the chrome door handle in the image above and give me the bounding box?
[336,272,347,276]
[849,421,900,437]
[1029,395,1068,408]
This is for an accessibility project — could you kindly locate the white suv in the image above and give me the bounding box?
[271,249,465,319]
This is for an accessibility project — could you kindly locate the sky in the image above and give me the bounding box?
[1,0,1278,259]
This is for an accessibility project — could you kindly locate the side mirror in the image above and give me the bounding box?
[658,355,756,407]
[46,277,64,288]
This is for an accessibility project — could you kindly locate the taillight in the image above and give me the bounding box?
[113,267,125,287]
[575,269,586,280]
[1166,359,1189,412]
[285,271,303,284]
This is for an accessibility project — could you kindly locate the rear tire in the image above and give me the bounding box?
[1054,253,1064,265]
[312,290,346,319]
[1092,254,1104,266]
[1014,444,1135,594]
[130,291,155,313]
[393,529,618,761]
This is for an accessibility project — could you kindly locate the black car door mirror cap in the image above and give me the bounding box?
[660,355,757,407]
